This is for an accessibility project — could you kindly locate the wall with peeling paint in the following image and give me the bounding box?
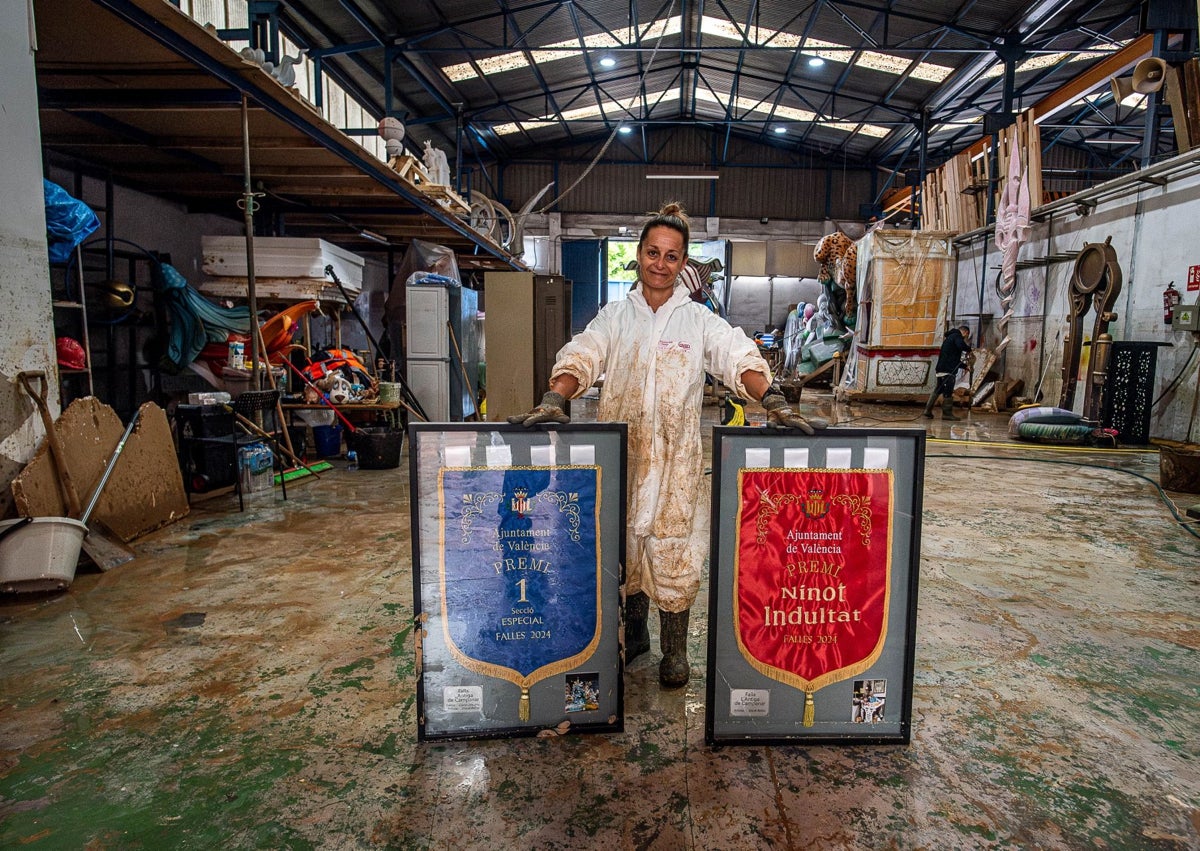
[0,4,57,517]
[953,163,1200,443]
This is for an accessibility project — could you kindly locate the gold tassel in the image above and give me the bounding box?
[803,691,815,727]
[519,687,530,721]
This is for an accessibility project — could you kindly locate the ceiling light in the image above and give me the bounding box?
[774,126,787,134]
[645,170,719,180]
[807,56,825,68]
[618,125,633,134]
[599,56,616,68]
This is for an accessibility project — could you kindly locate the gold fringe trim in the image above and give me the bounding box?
[437,466,604,721]
[733,468,896,717]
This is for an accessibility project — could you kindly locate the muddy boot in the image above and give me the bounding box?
[658,609,690,688]
[625,592,650,663]
[942,399,960,420]
[921,392,937,419]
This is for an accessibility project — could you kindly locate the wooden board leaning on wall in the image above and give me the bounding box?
[919,114,1042,234]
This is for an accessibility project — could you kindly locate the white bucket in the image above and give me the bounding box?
[0,517,87,593]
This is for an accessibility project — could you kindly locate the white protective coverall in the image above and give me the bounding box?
[552,282,771,612]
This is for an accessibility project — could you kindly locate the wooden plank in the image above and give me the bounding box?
[1164,65,1192,152]
[1014,111,1041,206]
[1031,33,1154,124]
[1183,59,1200,151]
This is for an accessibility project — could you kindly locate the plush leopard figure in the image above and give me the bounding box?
[813,232,858,329]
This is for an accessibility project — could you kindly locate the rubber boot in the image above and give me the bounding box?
[942,399,960,420]
[625,592,650,663]
[658,609,690,688]
[921,391,937,419]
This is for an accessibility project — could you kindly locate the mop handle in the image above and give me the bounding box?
[81,409,141,526]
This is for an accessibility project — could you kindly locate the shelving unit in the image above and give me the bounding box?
[50,246,94,402]
[34,0,525,268]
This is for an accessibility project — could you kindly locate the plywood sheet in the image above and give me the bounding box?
[11,399,189,542]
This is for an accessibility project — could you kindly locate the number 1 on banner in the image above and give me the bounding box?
[516,578,528,603]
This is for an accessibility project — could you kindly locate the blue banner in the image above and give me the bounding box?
[438,466,601,685]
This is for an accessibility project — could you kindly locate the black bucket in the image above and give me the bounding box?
[348,427,403,470]
[286,426,307,460]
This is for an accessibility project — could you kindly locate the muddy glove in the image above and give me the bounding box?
[761,392,826,435]
[507,390,570,426]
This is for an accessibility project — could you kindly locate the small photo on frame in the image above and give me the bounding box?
[705,427,925,746]
[408,423,627,741]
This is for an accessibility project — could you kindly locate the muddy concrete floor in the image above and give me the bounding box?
[1,394,1197,849]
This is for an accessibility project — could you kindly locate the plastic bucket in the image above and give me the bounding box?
[0,517,87,593]
[312,423,343,457]
[347,427,403,469]
[285,425,307,459]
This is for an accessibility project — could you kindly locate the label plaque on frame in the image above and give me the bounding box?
[410,423,626,741]
[706,427,924,745]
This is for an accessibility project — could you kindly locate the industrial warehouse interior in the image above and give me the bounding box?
[1,0,1198,848]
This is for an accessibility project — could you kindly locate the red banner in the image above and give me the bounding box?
[734,469,893,699]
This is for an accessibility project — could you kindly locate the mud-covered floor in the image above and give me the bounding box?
[1,394,1197,850]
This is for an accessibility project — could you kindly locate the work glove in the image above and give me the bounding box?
[761,392,827,435]
[507,390,570,426]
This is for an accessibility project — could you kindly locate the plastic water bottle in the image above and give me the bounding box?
[346,450,358,472]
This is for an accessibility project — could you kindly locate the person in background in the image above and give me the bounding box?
[509,202,826,688]
[923,324,973,420]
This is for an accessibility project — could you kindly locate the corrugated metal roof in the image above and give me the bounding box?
[266,0,1151,207]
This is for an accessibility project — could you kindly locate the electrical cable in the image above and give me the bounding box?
[926,435,1155,455]
[928,452,1200,541]
[1151,342,1198,407]
[535,0,677,214]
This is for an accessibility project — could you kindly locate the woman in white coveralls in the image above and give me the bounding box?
[509,203,826,687]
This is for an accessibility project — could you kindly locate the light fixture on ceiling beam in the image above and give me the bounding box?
[645,170,719,180]
[807,56,825,68]
[359,229,390,245]
[599,55,616,68]
[774,126,787,134]
[618,125,633,135]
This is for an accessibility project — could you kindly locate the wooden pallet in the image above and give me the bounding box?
[388,154,430,185]
[420,183,471,216]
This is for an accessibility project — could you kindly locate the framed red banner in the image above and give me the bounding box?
[706,428,924,745]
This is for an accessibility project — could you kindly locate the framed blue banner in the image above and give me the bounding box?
[410,423,626,741]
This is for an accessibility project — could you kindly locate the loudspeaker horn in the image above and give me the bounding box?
[1110,74,1136,104]
[1132,57,1168,94]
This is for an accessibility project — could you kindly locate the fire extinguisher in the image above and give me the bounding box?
[1164,281,1181,325]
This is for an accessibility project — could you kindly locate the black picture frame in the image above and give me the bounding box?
[409,422,627,741]
[705,427,925,746]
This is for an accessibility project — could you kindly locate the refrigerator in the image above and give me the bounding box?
[406,278,479,421]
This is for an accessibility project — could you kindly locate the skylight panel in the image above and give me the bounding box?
[694,88,891,137]
[699,18,953,83]
[443,15,951,84]
[491,90,679,135]
[979,41,1125,79]
[443,17,683,81]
